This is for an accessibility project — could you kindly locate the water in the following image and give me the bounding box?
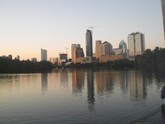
[0,69,165,124]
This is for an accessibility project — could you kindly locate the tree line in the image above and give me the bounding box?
[73,47,165,71]
[73,59,134,69]
[135,47,165,72]
[0,47,165,73]
[0,57,53,73]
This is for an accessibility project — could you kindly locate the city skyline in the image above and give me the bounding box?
[0,0,164,60]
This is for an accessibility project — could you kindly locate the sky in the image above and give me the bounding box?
[0,0,164,60]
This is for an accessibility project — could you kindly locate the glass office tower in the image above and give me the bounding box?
[86,30,93,57]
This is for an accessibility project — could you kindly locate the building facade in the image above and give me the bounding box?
[41,48,47,61]
[95,40,102,58]
[99,55,124,63]
[113,48,123,55]
[73,47,84,64]
[101,41,113,56]
[59,53,67,60]
[128,32,145,58]
[71,44,81,62]
[119,40,128,57]
[95,40,113,59]
[86,30,93,57]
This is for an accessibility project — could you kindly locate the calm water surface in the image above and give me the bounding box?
[0,69,165,124]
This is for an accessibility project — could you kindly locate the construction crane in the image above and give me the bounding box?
[88,26,94,32]
[88,25,97,34]
[65,47,68,54]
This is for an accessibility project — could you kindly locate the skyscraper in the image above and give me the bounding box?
[161,0,165,38]
[71,44,80,62]
[41,48,47,61]
[95,40,113,59]
[73,47,84,64]
[128,32,145,58]
[95,40,102,58]
[86,30,93,57]
[101,41,113,56]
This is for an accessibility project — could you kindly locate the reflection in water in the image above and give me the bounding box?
[87,69,95,111]
[1,70,165,123]
[96,69,129,96]
[129,71,147,101]
[155,70,165,82]
[93,69,147,102]
[161,104,165,121]
[72,69,85,94]
[119,71,128,95]
[95,70,114,96]
[41,73,48,95]
[0,74,20,90]
[59,69,68,88]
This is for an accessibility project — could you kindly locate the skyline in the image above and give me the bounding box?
[0,0,164,60]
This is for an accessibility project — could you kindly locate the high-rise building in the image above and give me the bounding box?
[101,41,113,56]
[86,29,93,57]
[95,40,102,58]
[128,32,145,58]
[71,44,81,62]
[41,48,47,61]
[161,0,165,38]
[73,47,84,64]
[119,40,128,57]
[95,40,113,59]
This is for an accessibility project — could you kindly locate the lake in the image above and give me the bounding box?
[0,69,165,124]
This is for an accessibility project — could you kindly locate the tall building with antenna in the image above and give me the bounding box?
[86,29,93,57]
[161,0,165,39]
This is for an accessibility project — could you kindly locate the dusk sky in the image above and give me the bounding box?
[0,0,164,60]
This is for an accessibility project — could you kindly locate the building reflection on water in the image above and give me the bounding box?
[59,69,69,88]
[128,71,147,101]
[0,74,20,90]
[72,69,85,94]
[87,69,95,111]
[95,69,146,101]
[41,73,48,95]
[120,71,128,95]
[95,70,114,96]
[72,69,95,111]
[95,69,129,96]
[71,69,147,110]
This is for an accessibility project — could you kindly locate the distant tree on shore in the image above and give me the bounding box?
[73,47,165,71]
[73,58,134,69]
[135,47,165,71]
[0,57,53,73]
[0,47,165,73]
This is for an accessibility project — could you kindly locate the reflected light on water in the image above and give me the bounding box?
[0,69,165,124]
